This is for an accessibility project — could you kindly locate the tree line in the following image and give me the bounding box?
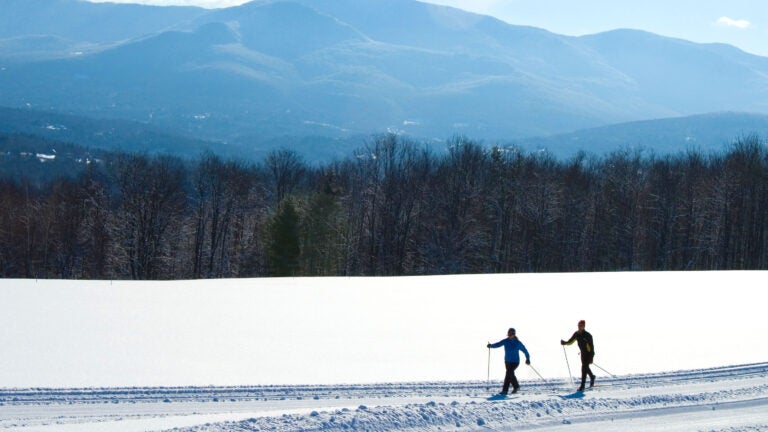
[1,134,767,279]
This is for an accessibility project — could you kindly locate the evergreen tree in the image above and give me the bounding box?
[267,199,301,276]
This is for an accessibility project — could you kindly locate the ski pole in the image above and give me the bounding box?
[562,345,574,388]
[528,363,545,381]
[592,362,616,378]
[486,343,491,390]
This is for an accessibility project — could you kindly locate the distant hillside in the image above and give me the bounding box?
[509,112,768,158]
[0,107,220,156]
[0,132,110,184]
[3,108,767,167]
[0,107,373,164]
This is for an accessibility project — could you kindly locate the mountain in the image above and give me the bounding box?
[509,112,768,158]
[0,0,205,44]
[579,30,768,115]
[0,106,218,156]
[1,0,767,161]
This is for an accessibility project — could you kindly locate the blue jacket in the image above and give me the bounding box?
[490,337,530,363]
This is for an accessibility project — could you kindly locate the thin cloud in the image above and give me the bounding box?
[716,16,751,29]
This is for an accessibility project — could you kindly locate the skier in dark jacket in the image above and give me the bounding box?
[487,327,531,395]
[561,319,595,391]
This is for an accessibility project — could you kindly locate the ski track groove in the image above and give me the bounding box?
[1,362,767,431]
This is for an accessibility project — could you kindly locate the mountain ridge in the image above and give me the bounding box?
[510,111,768,158]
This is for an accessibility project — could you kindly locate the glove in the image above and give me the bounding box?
[525,359,530,365]
[560,340,566,345]
[486,343,491,348]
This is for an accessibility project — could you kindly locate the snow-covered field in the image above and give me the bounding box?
[1,272,766,431]
[2,363,767,431]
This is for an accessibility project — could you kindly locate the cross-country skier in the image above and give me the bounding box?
[487,327,531,395]
[561,319,595,391]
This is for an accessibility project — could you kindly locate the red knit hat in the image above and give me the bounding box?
[578,320,586,327]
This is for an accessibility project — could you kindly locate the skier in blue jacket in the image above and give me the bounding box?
[487,327,531,394]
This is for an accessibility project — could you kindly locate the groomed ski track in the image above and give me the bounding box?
[2,362,767,431]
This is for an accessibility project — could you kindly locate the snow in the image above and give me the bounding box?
[2,364,768,431]
[35,153,56,162]
[0,271,766,431]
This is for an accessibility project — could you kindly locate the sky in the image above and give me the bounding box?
[84,0,768,57]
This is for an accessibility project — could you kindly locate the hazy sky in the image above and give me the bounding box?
[85,0,768,57]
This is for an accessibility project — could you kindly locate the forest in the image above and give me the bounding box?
[1,134,767,279]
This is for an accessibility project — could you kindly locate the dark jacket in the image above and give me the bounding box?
[564,330,594,358]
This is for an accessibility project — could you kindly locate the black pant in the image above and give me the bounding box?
[502,362,520,393]
[580,353,595,388]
